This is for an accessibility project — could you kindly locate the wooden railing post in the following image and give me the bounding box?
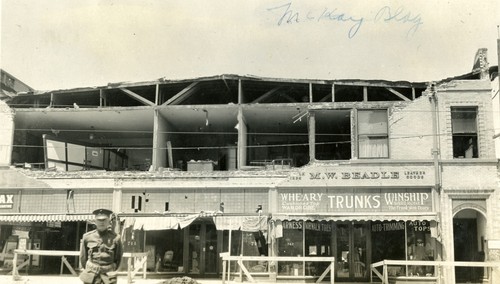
[127,257,132,284]
[331,259,335,284]
[142,255,147,279]
[222,258,227,284]
[12,251,18,280]
[383,260,388,284]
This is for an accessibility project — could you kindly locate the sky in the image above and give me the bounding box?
[1,0,499,91]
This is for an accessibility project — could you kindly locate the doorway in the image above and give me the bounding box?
[185,223,218,276]
[335,222,370,282]
[453,209,486,283]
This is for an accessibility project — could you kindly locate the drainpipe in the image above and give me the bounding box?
[428,82,441,194]
[429,82,446,281]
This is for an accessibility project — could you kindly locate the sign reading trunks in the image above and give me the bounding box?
[277,188,433,213]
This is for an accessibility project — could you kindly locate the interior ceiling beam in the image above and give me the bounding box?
[386,87,411,102]
[252,87,281,103]
[119,88,155,106]
[163,81,199,105]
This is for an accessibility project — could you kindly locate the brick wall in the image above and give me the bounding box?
[437,80,495,159]
[389,94,434,160]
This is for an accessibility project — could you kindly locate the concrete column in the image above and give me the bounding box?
[308,112,315,162]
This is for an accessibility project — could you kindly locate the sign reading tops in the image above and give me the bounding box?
[277,188,433,213]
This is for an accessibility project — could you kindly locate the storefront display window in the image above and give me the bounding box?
[222,230,268,273]
[278,221,304,276]
[372,221,406,276]
[145,229,183,273]
[407,221,435,277]
[188,224,201,274]
[371,220,436,277]
[304,221,331,276]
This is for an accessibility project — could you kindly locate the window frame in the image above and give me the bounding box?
[357,109,389,159]
[451,106,479,159]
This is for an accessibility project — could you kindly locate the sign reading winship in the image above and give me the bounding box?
[277,188,433,213]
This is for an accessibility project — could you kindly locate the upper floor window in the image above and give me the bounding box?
[451,107,478,158]
[358,110,388,158]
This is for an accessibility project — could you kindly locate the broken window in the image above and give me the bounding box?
[358,110,388,158]
[451,107,478,158]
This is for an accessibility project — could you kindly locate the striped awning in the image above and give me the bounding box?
[0,214,93,223]
[272,212,438,222]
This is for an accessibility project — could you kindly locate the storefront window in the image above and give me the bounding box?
[222,230,268,273]
[223,230,241,272]
[145,229,183,273]
[278,221,304,276]
[188,224,201,274]
[371,220,436,277]
[243,231,267,273]
[304,221,332,276]
[407,221,435,277]
[371,221,406,276]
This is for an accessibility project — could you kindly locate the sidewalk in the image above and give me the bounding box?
[0,275,229,284]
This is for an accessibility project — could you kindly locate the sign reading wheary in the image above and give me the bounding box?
[277,188,433,213]
[0,194,14,209]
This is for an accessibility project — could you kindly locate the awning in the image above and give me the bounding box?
[213,216,268,232]
[272,212,438,222]
[125,216,180,231]
[0,214,93,223]
[123,213,217,231]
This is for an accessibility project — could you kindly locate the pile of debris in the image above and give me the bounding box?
[158,276,199,284]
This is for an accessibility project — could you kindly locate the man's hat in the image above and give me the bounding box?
[92,208,113,220]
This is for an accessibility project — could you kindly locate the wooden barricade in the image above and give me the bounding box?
[219,254,335,284]
[11,249,80,279]
[371,259,500,284]
[123,252,148,284]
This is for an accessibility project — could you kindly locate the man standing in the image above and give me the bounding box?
[80,209,123,284]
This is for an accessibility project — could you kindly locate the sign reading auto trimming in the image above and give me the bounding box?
[277,188,433,213]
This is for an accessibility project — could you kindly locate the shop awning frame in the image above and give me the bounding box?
[121,212,269,231]
[272,212,439,222]
[213,215,268,232]
[122,212,221,231]
[0,213,93,223]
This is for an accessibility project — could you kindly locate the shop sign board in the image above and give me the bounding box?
[284,165,435,187]
[277,188,433,213]
[0,194,14,209]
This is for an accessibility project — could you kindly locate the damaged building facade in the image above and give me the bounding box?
[0,51,499,283]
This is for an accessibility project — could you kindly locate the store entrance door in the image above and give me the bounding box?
[335,222,369,282]
[453,209,486,283]
[186,223,218,276]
